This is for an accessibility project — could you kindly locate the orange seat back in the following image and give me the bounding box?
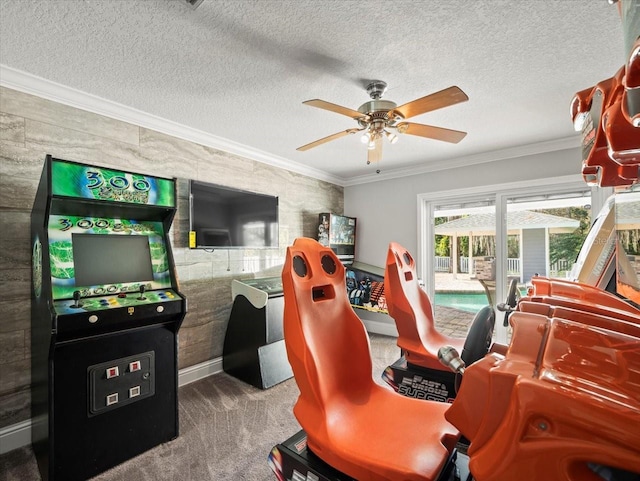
[282,238,374,420]
[385,241,464,369]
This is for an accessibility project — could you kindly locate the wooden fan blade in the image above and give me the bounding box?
[297,128,360,151]
[396,122,467,143]
[303,99,369,120]
[367,136,383,164]
[390,86,468,120]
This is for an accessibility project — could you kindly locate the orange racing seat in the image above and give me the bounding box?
[282,238,459,481]
[384,242,466,371]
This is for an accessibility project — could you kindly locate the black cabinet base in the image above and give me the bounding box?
[33,325,178,481]
[269,430,465,481]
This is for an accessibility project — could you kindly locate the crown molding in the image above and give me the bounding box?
[1,64,581,189]
[0,64,345,186]
[342,135,582,187]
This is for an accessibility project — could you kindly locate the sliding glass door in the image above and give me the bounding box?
[504,188,592,298]
[418,177,602,344]
[431,199,496,338]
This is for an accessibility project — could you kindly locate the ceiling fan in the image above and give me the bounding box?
[297,80,469,165]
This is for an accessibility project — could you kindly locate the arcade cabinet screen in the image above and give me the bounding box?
[72,234,154,287]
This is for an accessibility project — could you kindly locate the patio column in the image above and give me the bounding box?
[518,228,524,282]
[451,233,458,279]
[469,231,474,277]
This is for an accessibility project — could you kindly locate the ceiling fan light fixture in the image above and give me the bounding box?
[385,130,399,144]
[297,83,468,164]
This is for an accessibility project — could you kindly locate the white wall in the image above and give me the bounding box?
[345,147,582,268]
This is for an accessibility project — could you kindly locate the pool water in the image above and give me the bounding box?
[434,292,491,313]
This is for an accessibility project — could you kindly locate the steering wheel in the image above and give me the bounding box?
[502,278,520,326]
[505,278,520,308]
[460,305,496,367]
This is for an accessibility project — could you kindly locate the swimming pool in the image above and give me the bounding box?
[434,292,490,313]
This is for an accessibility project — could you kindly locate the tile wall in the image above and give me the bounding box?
[0,86,343,430]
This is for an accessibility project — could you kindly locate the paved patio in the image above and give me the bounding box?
[433,305,478,337]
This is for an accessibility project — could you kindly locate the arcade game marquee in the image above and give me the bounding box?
[30,156,186,481]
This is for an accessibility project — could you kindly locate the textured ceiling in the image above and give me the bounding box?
[0,0,626,182]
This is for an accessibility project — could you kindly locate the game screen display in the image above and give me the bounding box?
[48,215,172,300]
[72,234,154,287]
[346,265,387,314]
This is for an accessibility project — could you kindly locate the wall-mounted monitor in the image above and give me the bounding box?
[189,180,279,249]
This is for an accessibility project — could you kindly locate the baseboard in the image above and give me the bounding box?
[0,419,31,455]
[362,319,399,337]
[178,356,224,387]
[0,357,224,454]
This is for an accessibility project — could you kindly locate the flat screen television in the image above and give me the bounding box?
[189,180,279,249]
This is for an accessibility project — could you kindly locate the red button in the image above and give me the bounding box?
[106,367,119,379]
[129,361,141,372]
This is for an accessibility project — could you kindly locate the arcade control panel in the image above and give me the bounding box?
[53,285,183,338]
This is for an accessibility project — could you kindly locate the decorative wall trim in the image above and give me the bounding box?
[0,64,343,186]
[0,357,225,454]
[342,135,582,186]
[1,64,582,188]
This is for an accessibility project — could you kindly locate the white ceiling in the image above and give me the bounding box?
[0,0,626,184]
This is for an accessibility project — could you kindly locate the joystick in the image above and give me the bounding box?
[137,285,146,301]
[72,290,82,309]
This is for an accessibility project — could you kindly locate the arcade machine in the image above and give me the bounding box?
[318,213,392,325]
[31,156,186,481]
[317,213,356,265]
[345,262,388,315]
[223,276,293,389]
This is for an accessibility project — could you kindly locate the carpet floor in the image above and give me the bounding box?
[0,333,403,481]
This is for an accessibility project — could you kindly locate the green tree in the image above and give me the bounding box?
[507,235,519,258]
[541,207,590,264]
[435,235,450,257]
[434,216,450,257]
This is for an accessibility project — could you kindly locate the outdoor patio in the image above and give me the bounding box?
[433,305,480,338]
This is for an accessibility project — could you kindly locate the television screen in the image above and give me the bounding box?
[72,233,154,287]
[189,180,279,249]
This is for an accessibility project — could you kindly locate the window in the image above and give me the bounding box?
[418,175,607,343]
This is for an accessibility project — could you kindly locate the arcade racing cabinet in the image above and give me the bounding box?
[30,156,186,481]
[382,242,494,402]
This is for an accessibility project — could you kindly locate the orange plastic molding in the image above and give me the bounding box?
[523,276,640,318]
[446,311,640,481]
[282,237,459,481]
